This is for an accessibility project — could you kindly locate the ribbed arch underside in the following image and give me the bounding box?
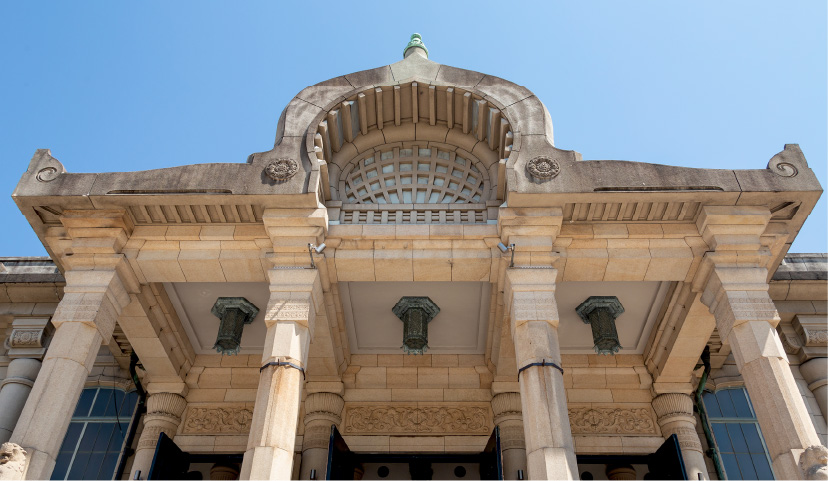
[313,81,512,224]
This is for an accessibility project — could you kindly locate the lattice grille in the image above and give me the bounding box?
[342,147,487,205]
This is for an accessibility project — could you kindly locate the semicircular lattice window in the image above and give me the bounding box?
[341,147,489,205]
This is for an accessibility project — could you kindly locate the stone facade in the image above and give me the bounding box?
[0,38,825,480]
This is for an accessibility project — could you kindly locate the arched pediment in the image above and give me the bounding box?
[302,78,530,224]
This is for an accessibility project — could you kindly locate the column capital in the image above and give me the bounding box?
[303,392,344,426]
[6,318,53,360]
[651,393,695,426]
[492,392,522,424]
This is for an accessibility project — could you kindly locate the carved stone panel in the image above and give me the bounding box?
[568,404,658,435]
[6,318,53,359]
[342,403,492,435]
[181,403,255,435]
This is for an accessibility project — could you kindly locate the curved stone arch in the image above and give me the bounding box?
[304,80,519,204]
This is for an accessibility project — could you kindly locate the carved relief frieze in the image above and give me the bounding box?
[343,403,491,435]
[181,404,254,435]
[568,405,657,435]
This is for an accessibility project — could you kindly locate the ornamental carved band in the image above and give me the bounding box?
[9,330,43,348]
[568,407,657,435]
[181,405,254,434]
[526,156,560,181]
[343,405,490,435]
[265,158,299,181]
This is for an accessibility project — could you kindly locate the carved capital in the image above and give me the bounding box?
[652,394,703,453]
[147,392,187,421]
[304,392,344,425]
[651,393,694,425]
[795,316,828,348]
[6,318,53,360]
[491,392,522,424]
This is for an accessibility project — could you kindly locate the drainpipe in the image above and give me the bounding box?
[694,346,725,480]
[116,352,147,480]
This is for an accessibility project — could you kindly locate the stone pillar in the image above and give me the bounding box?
[652,393,708,480]
[130,392,187,480]
[491,392,527,480]
[211,463,241,480]
[800,358,828,423]
[299,392,344,480]
[695,206,825,479]
[0,360,41,444]
[0,317,53,444]
[505,269,577,480]
[241,269,321,480]
[605,464,636,480]
[5,267,133,480]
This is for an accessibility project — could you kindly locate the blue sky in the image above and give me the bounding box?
[1,1,825,254]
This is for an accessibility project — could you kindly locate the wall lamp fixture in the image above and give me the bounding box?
[308,243,326,269]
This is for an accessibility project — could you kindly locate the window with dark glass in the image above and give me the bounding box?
[703,387,774,480]
[50,387,139,480]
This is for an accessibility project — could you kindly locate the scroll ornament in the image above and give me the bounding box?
[182,406,254,434]
[344,406,489,434]
[568,407,656,435]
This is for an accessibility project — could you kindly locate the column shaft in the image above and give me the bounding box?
[130,392,187,480]
[492,392,527,480]
[799,358,828,423]
[506,269,577,480]
[299,392,344,480]
[652,393,708,480]
[702,266,822,479]
[0,359,41,444]
[7,269,129,479]
[241,269,320,480]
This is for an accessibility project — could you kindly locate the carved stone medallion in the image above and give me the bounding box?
[264,158,299,181]
[526,156,560,180]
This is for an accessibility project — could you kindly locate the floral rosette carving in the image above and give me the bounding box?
[526,156,560,180]
[264,158,299,181]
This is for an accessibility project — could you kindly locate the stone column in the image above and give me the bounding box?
[241,269,321,480]
[800,358,828,423]
[130,392,187,480]
[0,318,53,444]
[695,206,825,479]
[652,393,708,480]
[505,269,577,480]
[491,392,527,480]
[299,392,344,480]
[211,463,241,480]
[5,267,133,480]
[605,464,636,480]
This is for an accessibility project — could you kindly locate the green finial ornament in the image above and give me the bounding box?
[403,33,428,58]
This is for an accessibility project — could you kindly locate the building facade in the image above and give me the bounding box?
[0,36,825,480]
